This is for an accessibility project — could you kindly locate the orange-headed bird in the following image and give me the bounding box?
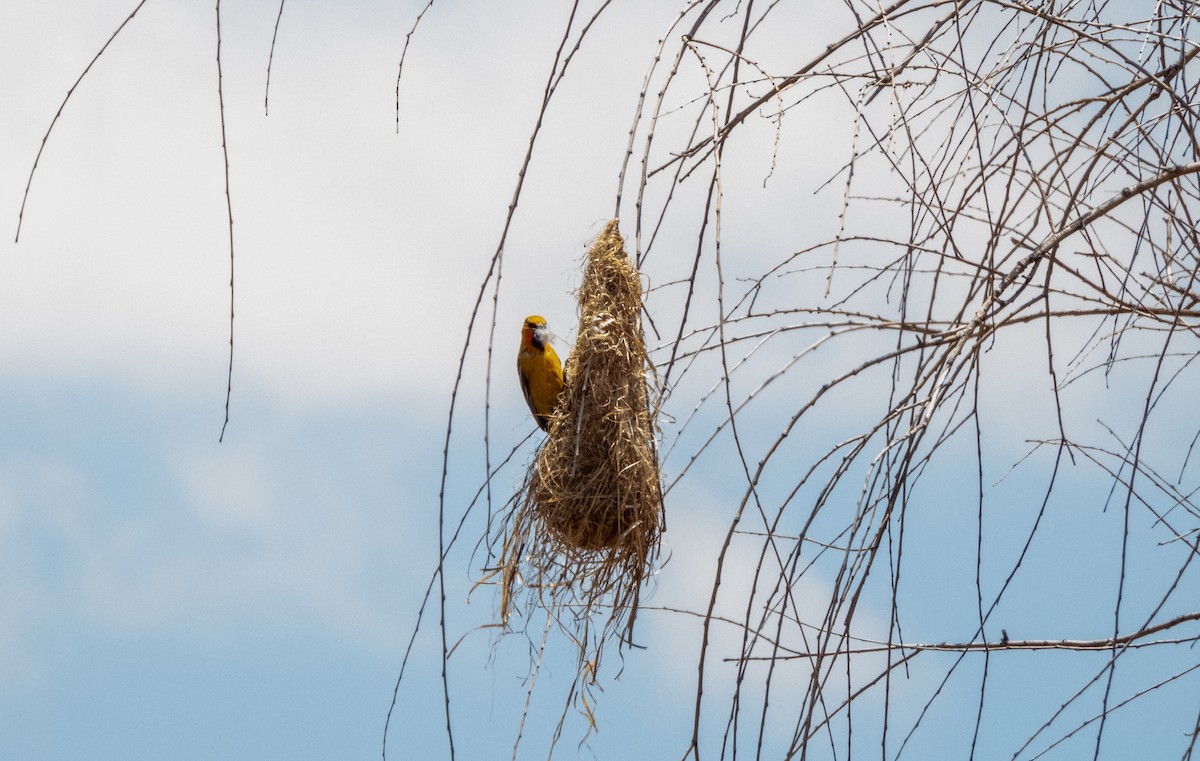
[517,315,565,431]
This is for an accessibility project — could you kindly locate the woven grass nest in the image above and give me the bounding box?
[499,219,663,644]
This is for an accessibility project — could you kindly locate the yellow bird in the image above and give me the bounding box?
[517,315,565,431]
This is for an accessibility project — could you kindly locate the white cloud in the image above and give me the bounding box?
[1,2,648,409]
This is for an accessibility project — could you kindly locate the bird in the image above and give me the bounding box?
[517,315,565,431]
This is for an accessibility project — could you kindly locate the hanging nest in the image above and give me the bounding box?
[498,219,663,648]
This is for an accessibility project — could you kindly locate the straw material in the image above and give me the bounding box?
[499,219,663,647]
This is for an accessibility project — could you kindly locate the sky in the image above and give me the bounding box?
[2,2,1199,760]
[0,3,703,759]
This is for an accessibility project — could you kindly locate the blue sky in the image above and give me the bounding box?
[0,3,686,758]
[3,2,1199,760]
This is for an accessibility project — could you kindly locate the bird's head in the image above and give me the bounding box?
[522,315,550,351]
